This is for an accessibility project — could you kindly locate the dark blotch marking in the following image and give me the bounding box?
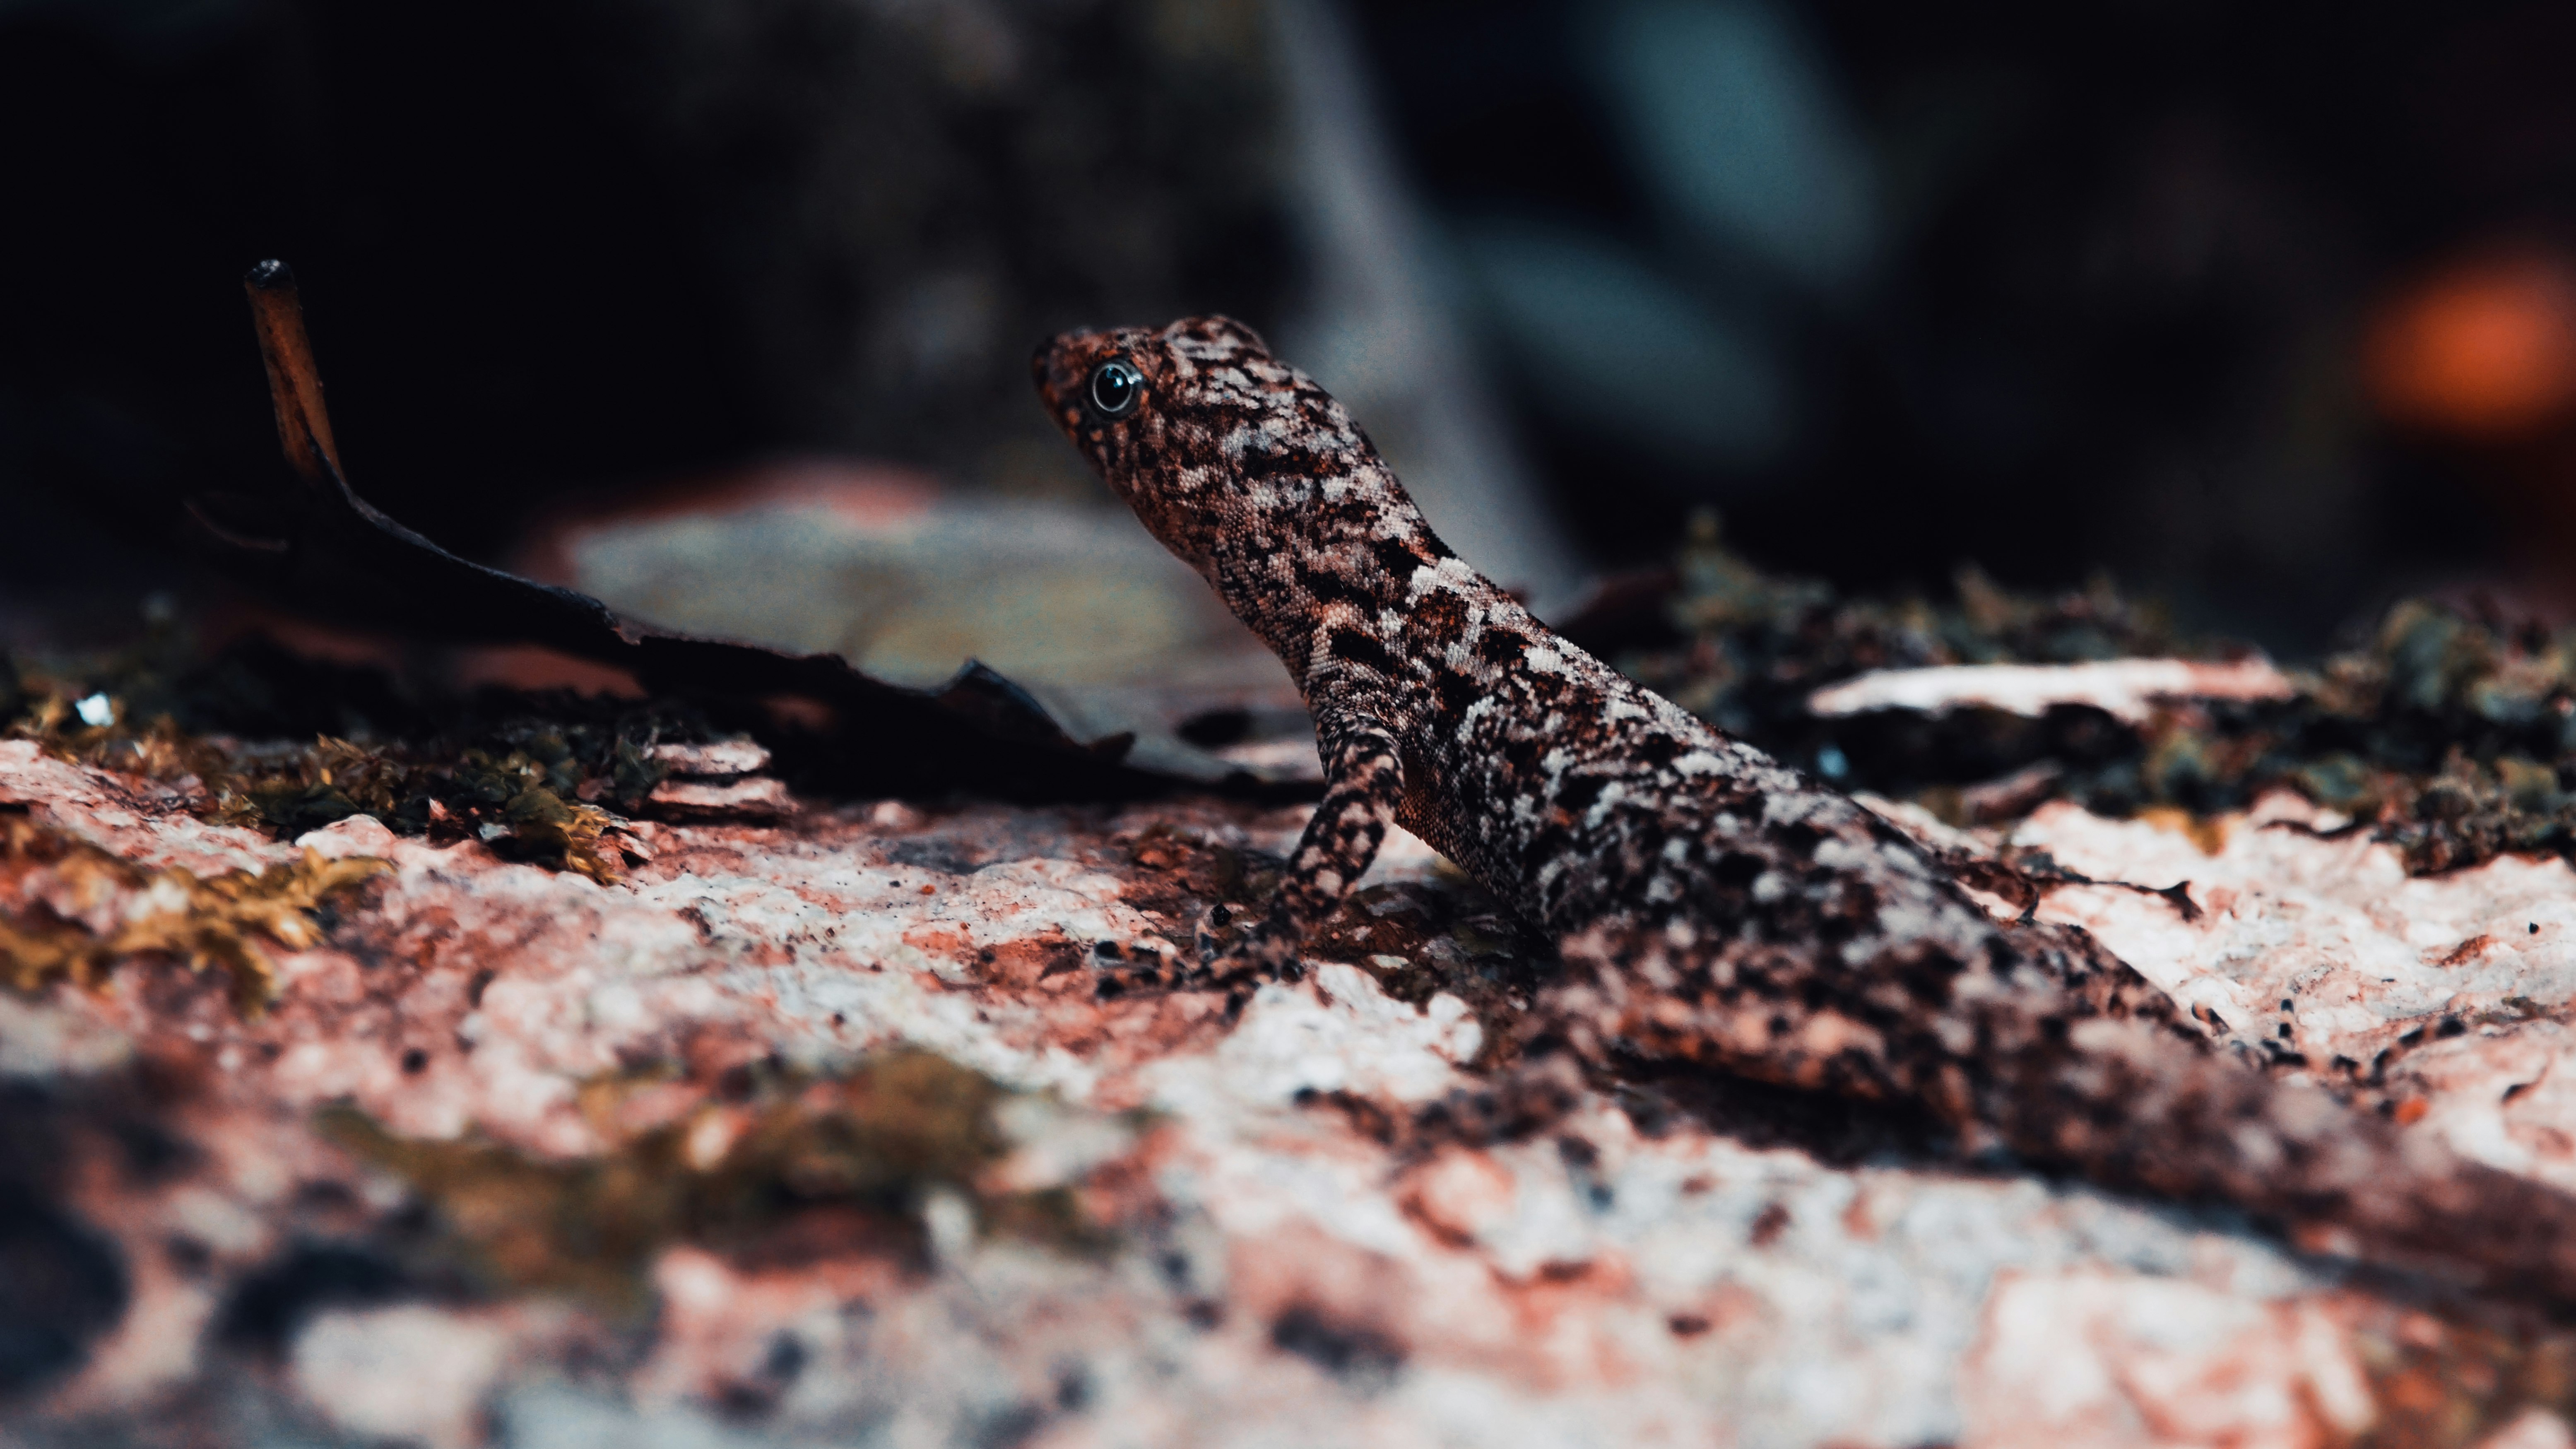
[1714,852,1765,888]
[1292,562,1368,607]
[1629,732,1684,769]
[1896,950,1965,1006]
[1435,668,1481,716]
[1328,628,1399,678]
[1370,536,1425,581]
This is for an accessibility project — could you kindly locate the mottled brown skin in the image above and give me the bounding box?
[1035,315,2576,1298]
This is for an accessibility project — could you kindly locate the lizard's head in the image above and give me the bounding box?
[1033,315,1353,575]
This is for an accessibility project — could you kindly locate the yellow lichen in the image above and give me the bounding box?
[320,1051,1112,1314]
[10,666,658,885]
[498,782,627,886]
[0,812,388,1010]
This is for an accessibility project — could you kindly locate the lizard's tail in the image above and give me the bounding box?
[1553,922,2576,1300]
[1972,1004,2576,1299]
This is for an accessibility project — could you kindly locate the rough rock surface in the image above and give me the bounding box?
[5,734,2576,1447]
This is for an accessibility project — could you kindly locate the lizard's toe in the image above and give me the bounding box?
[1193,910,1305,982]
[1192,912,1231,968]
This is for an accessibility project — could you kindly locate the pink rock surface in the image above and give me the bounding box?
[5,739,2574,1446]
[2018,793,2576,1187]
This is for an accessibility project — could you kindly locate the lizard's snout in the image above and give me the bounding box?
[1030,327,1120,426]
[1030,333,1077,415]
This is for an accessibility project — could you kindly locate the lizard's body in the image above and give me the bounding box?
[1035,315,2576,1297]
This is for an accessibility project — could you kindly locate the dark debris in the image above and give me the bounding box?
[6,636,701,885]
[1610,513,2576,877]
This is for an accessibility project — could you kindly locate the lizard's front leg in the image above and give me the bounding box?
[1202,713,1403,979]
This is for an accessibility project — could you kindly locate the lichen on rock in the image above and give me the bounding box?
[0,803,386,1009]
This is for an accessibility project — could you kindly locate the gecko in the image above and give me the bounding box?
[1034,314,2576,1299]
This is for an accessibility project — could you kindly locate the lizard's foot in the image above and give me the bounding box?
[1091,937,1184,998]
[1193,904,1305,983]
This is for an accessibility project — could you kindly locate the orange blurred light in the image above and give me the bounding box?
[2364,250,2576,438]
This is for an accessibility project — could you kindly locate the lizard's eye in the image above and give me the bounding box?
[1087,359,1143,419]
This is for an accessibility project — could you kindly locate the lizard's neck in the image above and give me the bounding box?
[1199,450,1460,691]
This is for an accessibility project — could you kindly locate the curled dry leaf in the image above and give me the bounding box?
[187,262,1296,803]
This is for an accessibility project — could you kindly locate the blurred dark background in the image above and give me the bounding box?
[7,0,2576,655]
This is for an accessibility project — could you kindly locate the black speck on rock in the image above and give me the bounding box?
[0,1187,129,1398]
[971,1400,1048,1449]
[1269,1304,1405,1388]
[888,839,986,874]
[214,1243,413,1355]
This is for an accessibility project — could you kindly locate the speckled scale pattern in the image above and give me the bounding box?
[1035,315,2576,1299]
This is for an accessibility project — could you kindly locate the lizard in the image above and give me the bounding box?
[1033,313,2576,1300]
